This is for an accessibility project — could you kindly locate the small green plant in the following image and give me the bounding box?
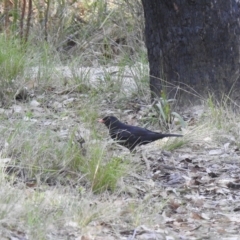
[81,146,128,193]
[91,157,126,193]
[154,90,186,130]
[25,111,34,119]
[206,94,226,129]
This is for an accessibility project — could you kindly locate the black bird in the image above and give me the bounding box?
[98,116,182,151]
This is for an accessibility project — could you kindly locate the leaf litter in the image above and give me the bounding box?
[0,69,240,239]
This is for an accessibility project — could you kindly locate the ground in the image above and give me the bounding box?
[0,66,240,240]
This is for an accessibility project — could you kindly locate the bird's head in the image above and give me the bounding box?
[98,116,119,129]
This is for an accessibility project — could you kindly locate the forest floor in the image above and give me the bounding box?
[0,65,240,240]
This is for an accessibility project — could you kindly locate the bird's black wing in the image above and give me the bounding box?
[110,128,142,150]
[110,128,135,141]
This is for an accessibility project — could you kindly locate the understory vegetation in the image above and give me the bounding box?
[0,1,240,239]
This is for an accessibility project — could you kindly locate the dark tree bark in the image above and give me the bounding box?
[142,0,240,104]
[141,0,163,101]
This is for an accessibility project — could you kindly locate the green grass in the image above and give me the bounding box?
[0,116,130,194]
[90,156,128,193]
[0,36,26,83]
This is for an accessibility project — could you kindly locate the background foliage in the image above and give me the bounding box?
[1,0,144,62]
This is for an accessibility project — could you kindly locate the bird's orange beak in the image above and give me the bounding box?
[98,118,104,123]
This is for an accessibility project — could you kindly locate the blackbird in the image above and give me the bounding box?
[98,116,183,151]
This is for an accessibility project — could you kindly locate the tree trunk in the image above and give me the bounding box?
[141,0,163,101]
[142,0,240,104]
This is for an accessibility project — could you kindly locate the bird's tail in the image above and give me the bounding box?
[160,133,183,138]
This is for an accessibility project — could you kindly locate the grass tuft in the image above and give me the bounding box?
[0,36,25,84]
[80,145,129,193]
